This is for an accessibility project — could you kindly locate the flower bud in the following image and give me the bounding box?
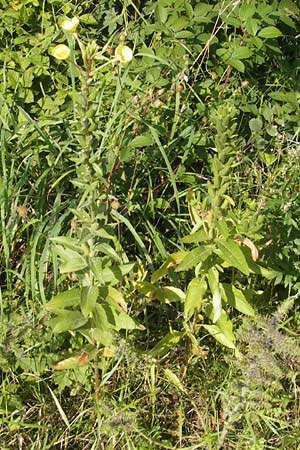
[62,17,79,33]
[115,44,133,64]
[51,44,71,60]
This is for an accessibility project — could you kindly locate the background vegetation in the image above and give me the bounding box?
[1,0,300,448]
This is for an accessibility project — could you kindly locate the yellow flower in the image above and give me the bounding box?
[51,44,71,60]
[61,17,79,33]
[115,44,133,64]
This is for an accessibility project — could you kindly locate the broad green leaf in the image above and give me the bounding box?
[115,312,145,331]
[215,240,250,275]
[167,16,189,32]
[221,284,255,316]
[96,243,121,262]
[158,286,185,303]
[81,286,99,318]
[55,245,87,273]
[48,311,88,333]
[105,286,128,312]
[258,26,283,38]
[91,260,135,285]
[137,282,184,303]
[231,47,253,60]
[268,91,298,107]
[90,328,114,346]
[207,268,222,322]
[184,0,193,19]
[181,228,210,244]
[184,277,207,320]
[216,311,236,342]
[155,2,168,23]
[175,246,212,272]
[93,304,117,331]
[245,18,259,36]
[211,288,222,323]
[202,324,236,349]
[50,236,82,252]
[249,117,263,133]
[239,4,256,20]
[45,288,81,311]
[129,133,154,148]
[149,331,185,357]
[207,267,219,292]
[228,59,245,73]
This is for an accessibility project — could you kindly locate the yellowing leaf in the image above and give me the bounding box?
[243,237,259,261]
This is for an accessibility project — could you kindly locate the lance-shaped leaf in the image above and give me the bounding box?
[202,324,236,349]
[207,268,222,323]
[175,246,213,272]
[54,245,87,273]
[151,251,188,283]
[81,286,99,317]
[184,277,207,320]
[215,239,250,275]
[221,283,255,316]
[48,311,88,333]
[149,330,185,357]
[45,288,81,312]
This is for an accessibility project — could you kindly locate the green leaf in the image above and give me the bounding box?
[184,277,207,320]
[115,312,145,331]
[151,251,188,283]
[181,228,211,244]
[231,47,253,60]
[45,288,81,311]
[164,368,185,393]
[258,26,283,38]
[96,243,122,262]
[50,236,82,253]
[228,59,245,72]
[175,246,212,272]
[239,4,256,20]
[249,117,263,133]
[245,18,259,35]
[48,311,88,333]
[149,331,185,357]
[207,268,222,323]
[54,245,87,273]
[93,304,117,331]
[81,286,99,318]
[221,284,255,316]
[215,240,250,275]
[155,2,168,23]
[104,286,128,312]
[167,15,189,32]
[202,324,236,349]
[129,133,154,148]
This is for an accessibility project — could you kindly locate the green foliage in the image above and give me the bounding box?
[1,0,300,448]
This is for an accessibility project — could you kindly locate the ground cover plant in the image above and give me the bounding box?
[1,0,300,448]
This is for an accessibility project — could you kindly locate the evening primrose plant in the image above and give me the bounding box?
[44,18,138,396]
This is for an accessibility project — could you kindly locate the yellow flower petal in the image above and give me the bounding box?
[115,44,133,64]
[62,17,79,33]
[51,44,71,60]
